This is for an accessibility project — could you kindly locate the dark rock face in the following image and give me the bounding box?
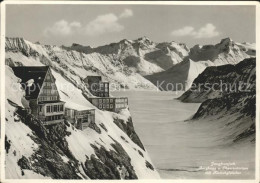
[192,92,255,143]
[181,58,256,143]
[145,160,154,171]
[192,92,255,120]
[14,107,82,179]
[18,156,31,170]
[8,103,146,179]
[179,58,256,103]
[83,138,138,179]
[99,123,108,132]
[5,136,11,154]
[88,120,101,134]
[113,117,145,151]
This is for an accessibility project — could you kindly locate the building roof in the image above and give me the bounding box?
[65,101,95,111]
[84,75,102,84]
[85,76,102,79]
[12,66,50,99]
[38,100,65,105]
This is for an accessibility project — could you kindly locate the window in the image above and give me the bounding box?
[106,99,109,103]
[110,99,113,103]
[47,106,50,113]
[54,105,58,112]
[99,104,102,109]
[39,106,42,112]
[99,99,102,103]
[103,99,106,103]
[103,104,106,108]
[60,105,63,111]
[110,104,113,109]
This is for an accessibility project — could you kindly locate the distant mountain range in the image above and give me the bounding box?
[6,36,255,92]
[4,36,256,179]
[145,38,255,90]
[179,57,256,143]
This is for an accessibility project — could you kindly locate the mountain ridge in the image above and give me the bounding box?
[145,38,255,91]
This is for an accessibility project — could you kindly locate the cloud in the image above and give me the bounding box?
[44,9,133,37]
[119,9,133,18]
[171,26,195,37]
[85,13,124,36]
[44,20,81,36]
[171,23,220,39]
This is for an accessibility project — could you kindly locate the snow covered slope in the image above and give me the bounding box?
[63,37,190,74]
[5,63,160,178]
[179,58,256,143]
[145,59,214,91]
[188,38,255,65]
[5,37,158,91]
[179,58,256,102]
[145,38,255,91]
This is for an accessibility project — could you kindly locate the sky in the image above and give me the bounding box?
[5,4,256,48]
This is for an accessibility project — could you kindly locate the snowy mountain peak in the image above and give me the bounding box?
[136,36,153,44]
[220,37,233,44]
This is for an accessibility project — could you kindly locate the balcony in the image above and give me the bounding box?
[43,119,64,125]
[45,111,64,116]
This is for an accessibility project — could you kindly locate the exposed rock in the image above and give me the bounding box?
[83,139,138,179]
[5,136,11,154]
[88,120,101,134]
[145,160,154,171]
[99,123,108,132]
[145,39,255,91]
[18,156,31,170]
[179,58,256,103]
[113,117,145,150]
[13,107,82,179]
[181,58,256,143]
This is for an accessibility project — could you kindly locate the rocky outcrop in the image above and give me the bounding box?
[12,106,83,179]
[8,103,149,179]
[145,38,255,91]
[113,117,145,151]
[191,92,255,143]
[145,59,213,91]
[179,58,256,102]
[179,58,256,143]
[5,37,158,91]
[5,64,159,179]
[187,38,255,65]
[62,36,190,74]
[83,139,138,179]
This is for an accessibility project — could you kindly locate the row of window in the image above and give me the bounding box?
[116,104,127,108]
[44,82,52,86]
[46,115,62,121]
[42,89,59,94]
[99,104,114,109]
[99,98,114,103]
[116,98,128,103]
[99,93,109,97]
[38,96,58,102]
[46,104,64,113]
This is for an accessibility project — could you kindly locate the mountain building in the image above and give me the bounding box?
[65,107,95,130]
[84,76,128,112]
[12,66,65,125]
[84,76,109,97]
[88,97,128,113]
